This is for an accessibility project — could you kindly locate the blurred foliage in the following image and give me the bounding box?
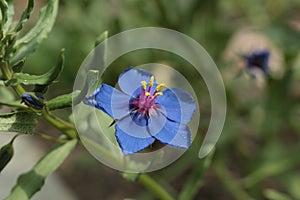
[1,0,300,199]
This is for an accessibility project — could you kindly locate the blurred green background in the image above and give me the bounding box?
[15,0,300,199]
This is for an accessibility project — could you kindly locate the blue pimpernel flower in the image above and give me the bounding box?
[84,68,196,154]
[243,50,270,77]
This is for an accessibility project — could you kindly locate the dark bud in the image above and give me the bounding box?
[243,50,270,77]
[21,93,44,110]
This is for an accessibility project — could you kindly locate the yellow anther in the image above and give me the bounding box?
[156,83,165,91]
[141,81,147,90]
[152,92,163,98]
[149,76,154,87]
[145,92,151,96]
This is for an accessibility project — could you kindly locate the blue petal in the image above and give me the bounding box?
[156,88,196,124]
[155,123,192,149]
[83,84,131,119]
[117,115,152,138]
[118,68,156,95]
[129,111,148,126]
[148,110,191,148]
[115,125,155,154]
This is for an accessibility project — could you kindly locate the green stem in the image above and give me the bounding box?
[0,60,26,96]
[138,174,175,200]
[42,108,77,139]
[35,132,68,143]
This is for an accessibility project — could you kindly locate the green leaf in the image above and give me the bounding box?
[13,0,34,32]
[0,0,14,35]
[11,59,26,73]
[0,111,38,134]
[8,49,64,86]
[95,31,108,47]
[0,0,8,39]
[0,100,27,109]
[0,134,18,173]
[73,70,100,105]
[0,0,8,26]
[72,31,107,105]
[92,31,108,70]
[264,189,293,200]
[46,90,80,110]
[0,86,15,102]
[5,139,77,200]
[10,0,59,64]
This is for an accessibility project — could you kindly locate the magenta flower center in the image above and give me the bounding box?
[130,76,164,117]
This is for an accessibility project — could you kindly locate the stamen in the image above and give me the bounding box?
[156,83,165,91]
[152,92,163,98]
[141,81,147,90]
[145,92,151,96]
[149,76,154,87]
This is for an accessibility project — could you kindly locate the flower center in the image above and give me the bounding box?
[130,76,165,118]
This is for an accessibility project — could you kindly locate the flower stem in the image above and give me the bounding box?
[42,108,77,139]
[138,174,175,200]
[35,132,68,143]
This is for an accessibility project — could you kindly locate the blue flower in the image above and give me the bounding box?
[84,68,196,154]
[243,50,270,77]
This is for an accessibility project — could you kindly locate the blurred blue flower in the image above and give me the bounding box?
[84,68,196,154]
[243,50,270,77]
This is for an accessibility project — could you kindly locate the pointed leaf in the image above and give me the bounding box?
[5,139,77,200]
[0,0,8,26]
[8,49,64,86]
[0,0,8,39]
[73,70,99,105]
[0,0,14,34]
[0,111,38,134]
[91,31,108,70]
[0,135,18,173]
[46,90,80,110]
[10,0,58,64]
[95,31,108,47]
[13,0,34,32]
